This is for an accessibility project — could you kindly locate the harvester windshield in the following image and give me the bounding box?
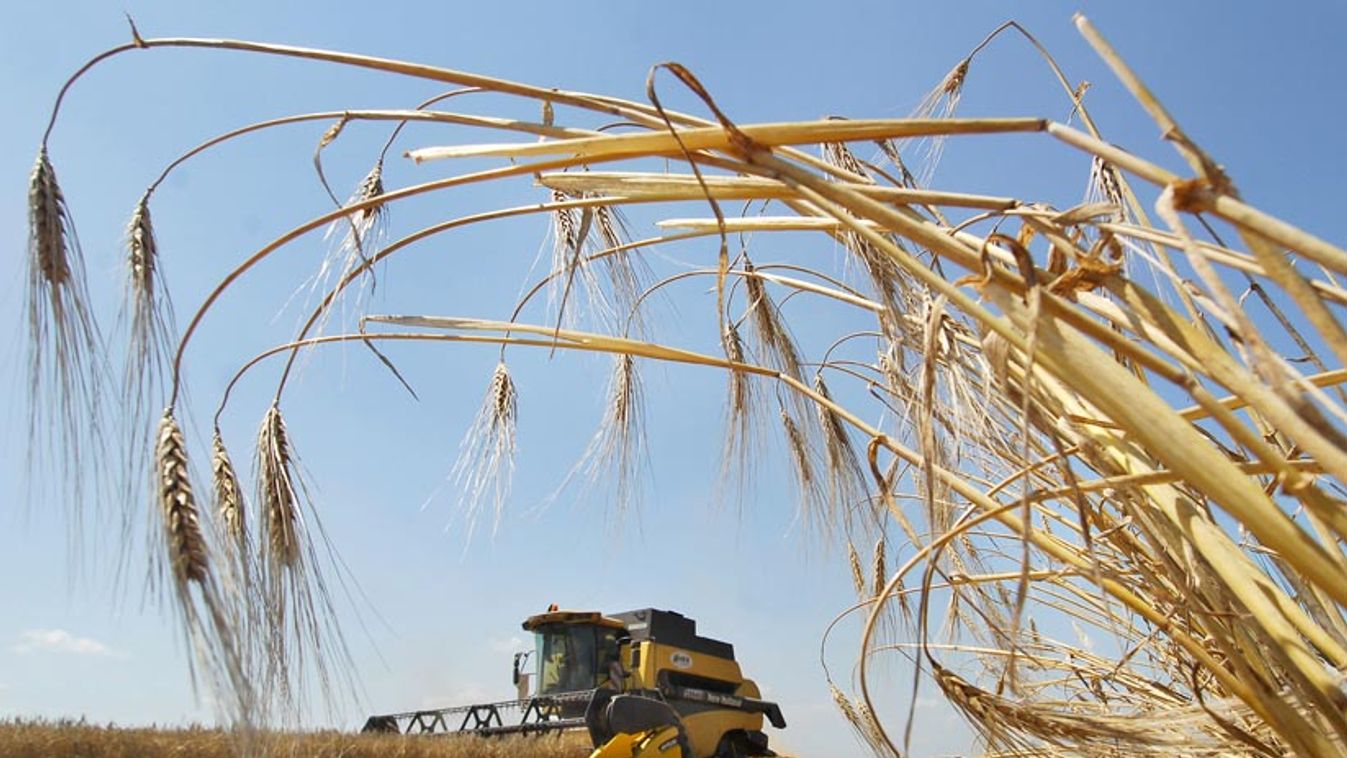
[534,622,619,695]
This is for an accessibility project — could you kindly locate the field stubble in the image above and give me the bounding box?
[0,719,591,757]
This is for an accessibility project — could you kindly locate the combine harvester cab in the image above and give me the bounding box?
[363,606,786,757]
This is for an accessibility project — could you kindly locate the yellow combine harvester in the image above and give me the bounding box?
[363,607,787,757]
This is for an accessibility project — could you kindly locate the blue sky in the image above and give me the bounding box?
[3,2,1346,757]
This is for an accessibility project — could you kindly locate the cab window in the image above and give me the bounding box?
[536,624,599,694]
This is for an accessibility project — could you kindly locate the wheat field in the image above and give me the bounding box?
[0,719,589,758]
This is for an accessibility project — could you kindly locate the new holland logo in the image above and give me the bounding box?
[671,651,693,669]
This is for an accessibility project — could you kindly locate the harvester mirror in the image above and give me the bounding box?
[511,651,527,685]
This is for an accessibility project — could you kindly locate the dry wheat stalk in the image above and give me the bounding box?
[30,16,1347,754]
[930,662,1228,755]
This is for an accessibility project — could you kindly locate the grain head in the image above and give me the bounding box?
[743,261,804,382]
[212,429,247,549]
[570,352,648,514]
[779,405,825,530]
[156,410,209,585]
[451,362,518,536]
[121,193,177,517]
[821,140,872,183]
[29,148,71,290]
[718,321,760,498]
[26,146,105,514]
[848,541,867,601]
[905,57,971,186]
[871,537,887,598]
[310,159,388,333]
[814,373,867,530]
[551,188,578,259]
[257,405,300,568]
[546,188,607,329]
[594,202,652,336]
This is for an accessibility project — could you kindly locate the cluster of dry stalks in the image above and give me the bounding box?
[24,13,1347,757]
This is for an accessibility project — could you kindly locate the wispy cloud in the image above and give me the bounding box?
[10,629,121,657]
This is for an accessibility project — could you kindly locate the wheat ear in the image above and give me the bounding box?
[157,411,209,585]
[451,362,518,537]
[27,146,105,516]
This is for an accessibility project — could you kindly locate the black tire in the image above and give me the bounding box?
[714,729,775,757]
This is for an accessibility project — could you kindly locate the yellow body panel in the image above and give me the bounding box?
[625,640,764,757]
[630,641,743,689]
[679,709,757,757]
[589,726,684,758]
